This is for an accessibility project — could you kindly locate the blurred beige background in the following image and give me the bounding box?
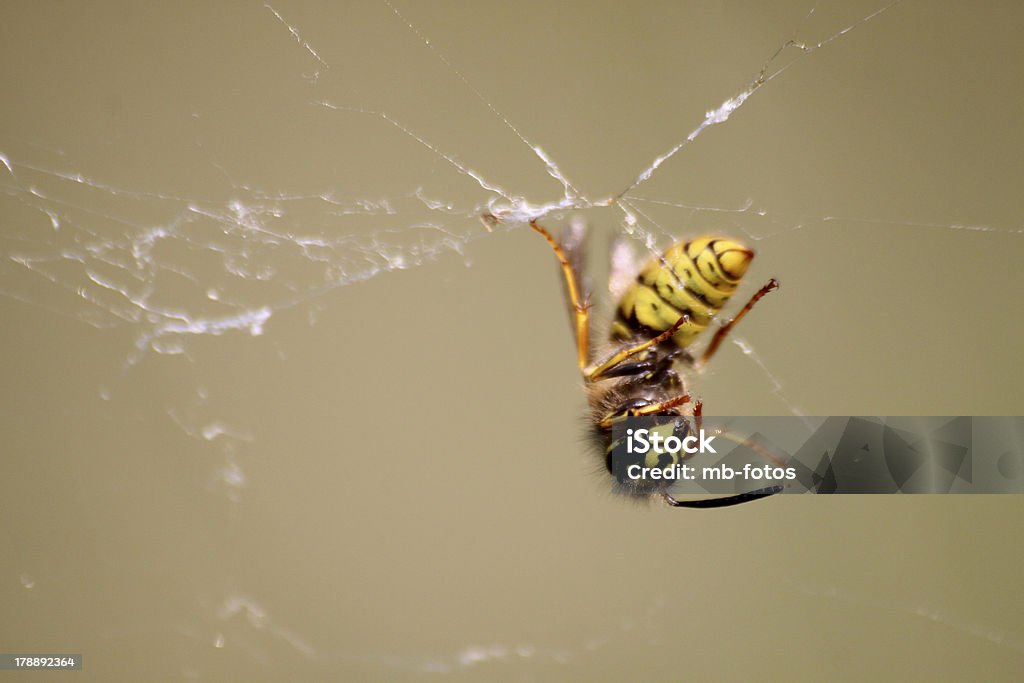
[2,1,1023,680]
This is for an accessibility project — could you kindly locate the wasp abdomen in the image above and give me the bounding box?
[612,236,754,349]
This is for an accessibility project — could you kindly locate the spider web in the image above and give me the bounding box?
[2,1,1019,372]
[3,1,1024,679]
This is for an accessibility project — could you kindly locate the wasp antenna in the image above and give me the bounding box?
[663,486,783,509]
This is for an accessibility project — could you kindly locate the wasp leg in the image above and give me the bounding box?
[599,393,692,429]
[709,427,787,467]
[663,486,783,509]
[586,313,689,382]
[530,220,590,374]
[596,350,678,381]
[630,393,690,416]
[597,359,657,379]
[697,278,779,368]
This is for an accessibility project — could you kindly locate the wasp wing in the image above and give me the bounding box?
[608,235,642,301]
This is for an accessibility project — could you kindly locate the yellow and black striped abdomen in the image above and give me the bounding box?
[612,236,754,349]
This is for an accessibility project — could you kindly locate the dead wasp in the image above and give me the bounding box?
[528,217,780,508]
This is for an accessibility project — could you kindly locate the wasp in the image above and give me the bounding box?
[529,217,780,509]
